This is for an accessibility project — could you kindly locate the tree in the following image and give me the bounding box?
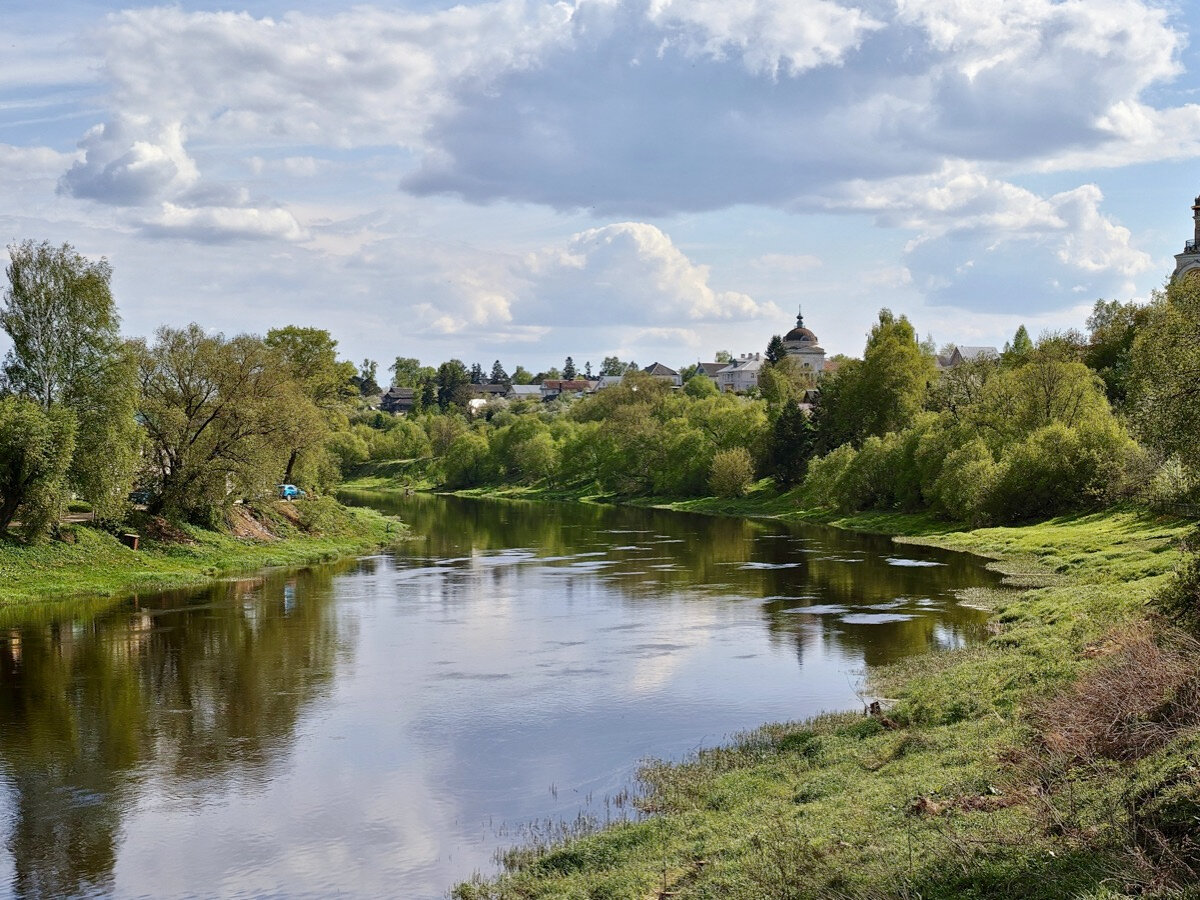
[390,357,435,389]
[436,360,472,410]
[358,359,381,396]
[765,335,787,365]
[715,350,732,364]
[0,397,75,536]
[2,241,117,409]
[2,240,139,517]
[265,326,356,486]
[563,357,577,380]
[135,325,303,523]
[469,362,485,384]
[709,447,754,498]
[511,366,535,385]
[815,309,935,450]
[489,360,511,386]
[1002,325,1034,366]
[600,356,628,376]
[584,360,593,379]
[1131,279,1200,476]
[770,402,817,486]
[1085,299,1150,408]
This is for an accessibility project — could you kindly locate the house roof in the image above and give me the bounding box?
[472,383,510,395]
[696,362,725,377]
[717,356,765,374]
[383,386,415,399]
[508,384,541,396]
[541,379,594,391]
[957,346,998,361]
[643,362,679,377]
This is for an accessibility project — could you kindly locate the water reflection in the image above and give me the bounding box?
[0,494,1000,899]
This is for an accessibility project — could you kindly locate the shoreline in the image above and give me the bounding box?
[0,497,405,618]
[340,480,1196,898]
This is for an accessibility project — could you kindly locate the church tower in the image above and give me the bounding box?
[781,306,826,374]
[1172,194,1200,281]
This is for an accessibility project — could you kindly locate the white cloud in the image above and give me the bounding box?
[60,115,198,205]
[142,202,307,243]
[647,0,883,78]
[519,222,781,325]
[751,253,823,272]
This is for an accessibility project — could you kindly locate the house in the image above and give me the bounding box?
[945,346,998,367]
[691,362,726,385]
[507,384,542,400]
[540,379,595,400]
[716,354,765,393]
[471,383,511,399]
[380,386,415,414]
[642,363,682,387]
[1173,193,1200,281]
[593,374,625,390]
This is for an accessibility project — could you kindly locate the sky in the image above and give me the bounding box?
[3,0,1200,375]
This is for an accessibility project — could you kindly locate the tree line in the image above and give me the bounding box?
[3,238,1198,539]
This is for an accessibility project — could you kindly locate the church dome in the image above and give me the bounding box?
[784,325,818,344]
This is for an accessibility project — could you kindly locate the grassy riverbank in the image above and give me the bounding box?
[441,503,1196,898]
[336,477,1200,898]
[0,496,405,611]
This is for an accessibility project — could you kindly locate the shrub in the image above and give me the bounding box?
[708,447,754,498]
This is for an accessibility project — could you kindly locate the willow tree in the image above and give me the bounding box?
[135,325,306,524]
[0,397,76,537]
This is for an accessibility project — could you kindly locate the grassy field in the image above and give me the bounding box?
[0,496,405,613]
[368,479,1194,897]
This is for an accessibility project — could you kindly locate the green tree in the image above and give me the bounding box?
[264,326,356,487]
[511,366,535,385]
[599,356,628,376]
[815,309,935,450]
[584,360,593,379]
[683,374,718,398]
[469,362,485,384]
[358,359,381,396]
[765,335,787,365]
[715,350,732,364]
[770,402,817,486]
[489,360,510,386]
[1002,325,1034,366]
[709,447,754,498]
[135,325,302,523]
[563,357,577,380]
[1085,299,1150,408]
[436,360,472,410]
[389,357,436,389]
[1131,279,1200,476]
[0,397,76,536]
[2,240,140,517]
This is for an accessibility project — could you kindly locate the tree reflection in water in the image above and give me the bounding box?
[0,564,354,898]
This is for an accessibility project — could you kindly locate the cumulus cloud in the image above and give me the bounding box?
[60,115,198,205]
[67,0,1193,219]
[824,164,1153,310]
[517,222,780,326]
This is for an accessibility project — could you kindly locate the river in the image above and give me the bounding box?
[0,493,1000,899]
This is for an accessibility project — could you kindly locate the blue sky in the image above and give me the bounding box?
[3,0,1200,373]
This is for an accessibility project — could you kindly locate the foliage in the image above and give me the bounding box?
[708,447,754,497]
[1130,279,1200,478]
[0,397,76,537]
[1084,299,1149,408]
[2,240,139,518]
[769,402,817,487]
[436,359,472,410]
[562,356,577,380]
[765,334,786,364]
[134,325,305,524]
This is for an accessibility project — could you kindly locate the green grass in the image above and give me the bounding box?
[0,496,406,613]
[441,500,1196,898]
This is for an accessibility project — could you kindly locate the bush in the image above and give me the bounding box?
[804,443,858,509]
[708,447,754,498]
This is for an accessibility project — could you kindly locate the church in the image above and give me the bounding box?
[781,307,827,374]
[1173,194,1200,281]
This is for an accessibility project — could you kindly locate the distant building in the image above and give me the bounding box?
[380,386,415,414]
[507,384,542,400]
[642,362,682,387]
[1174,193,1200,282]
[943,346,998,368]
[716,354,764,393]
[593,374,625,390]
[781,307,826,374]
[540,379,595,400]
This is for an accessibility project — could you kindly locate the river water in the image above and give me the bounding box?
[0,493,999,899]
